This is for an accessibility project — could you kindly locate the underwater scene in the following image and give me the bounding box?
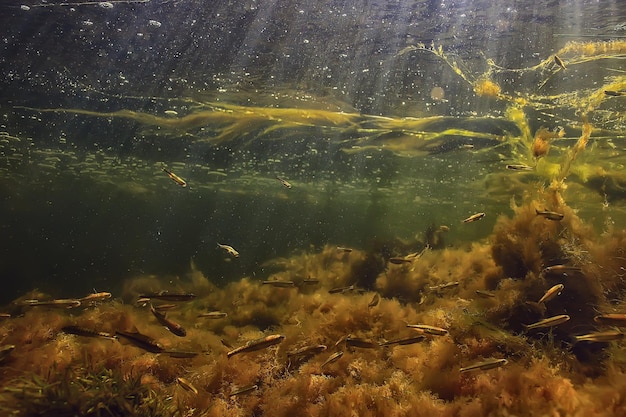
[1,0,626,415]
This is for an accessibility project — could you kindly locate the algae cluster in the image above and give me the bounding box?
[1,183,626,416]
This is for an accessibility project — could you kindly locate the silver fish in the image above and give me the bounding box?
[523,314,570,330]
[460,358,508,373]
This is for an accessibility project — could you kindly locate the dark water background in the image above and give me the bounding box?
[1,0,625,303]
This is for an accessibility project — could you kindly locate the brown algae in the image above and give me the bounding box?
[1,195,626,417]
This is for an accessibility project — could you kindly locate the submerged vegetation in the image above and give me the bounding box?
[1,193,626,416]
[1,28,626,417]
[2,113,626,415]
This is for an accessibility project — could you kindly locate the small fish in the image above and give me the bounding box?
[389,257,413,264]
[336,247,353,253]
[460,358,508,373]
[573,330,624,343]
[438,225,450,232]
[176,377,198,394]
[61,325,117,340]
[333,335,347,348]
[227,334,285,358]
[0,313,11,318]
[115,330,165,353]
[138,291,197,302]
[523,314,570,330]
[287,344,327,358]
[320,351,344,368]
[475,290,496,298]
[136,298,152,306]
[163,350,199,358]
[506,164,534,171]
[261,280,296,288]
[164,110,179,116]
[275,176,292,189]
[79,292,112,303]
[19,299,81,309]
[406,324,449,336]
[553,55,566,70]
[162,167,187,187]
[229,384,258,397]
[345,336,378,349]
[153,303,178,311]
[368,293,380,308]
[538,284,564,304]
[150,304,186,337]
[379,335,425,346]
[217,243,239,258]
[0,345,15,363]
[535,209,564,221]
[462,212,485,223]
[328,284,360,294]
[604,90,625,97]
[302,278,320,285]
[428,282,460,292]
[543,265,582,275]
[594,313,626,327]
[198,311,228,319]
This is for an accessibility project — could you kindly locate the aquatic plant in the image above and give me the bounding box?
[0,367,176,417]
